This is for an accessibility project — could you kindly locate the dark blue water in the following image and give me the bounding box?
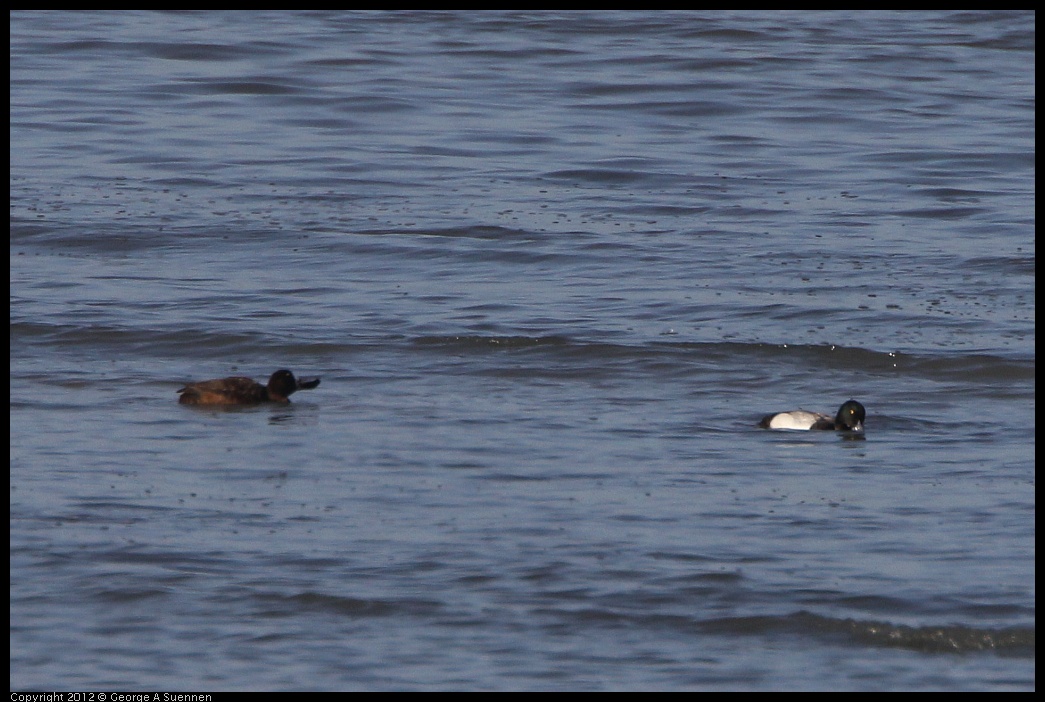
[10,11,1034,691]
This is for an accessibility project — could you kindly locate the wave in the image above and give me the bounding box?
[413,333,575,349]
[703,610,1034,656]
[410,334,1033,380]
[12,320,1033,385]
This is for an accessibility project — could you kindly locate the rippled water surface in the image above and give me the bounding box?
[10,11,1034,691]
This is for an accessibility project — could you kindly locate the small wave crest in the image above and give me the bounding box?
[707,610,1034,656]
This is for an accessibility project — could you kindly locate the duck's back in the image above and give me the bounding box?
[177,376,268,405]
[759,409,830,430]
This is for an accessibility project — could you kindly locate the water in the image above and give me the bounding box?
[10,10,1034,691]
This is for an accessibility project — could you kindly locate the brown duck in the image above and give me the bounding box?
[177,369,320,406]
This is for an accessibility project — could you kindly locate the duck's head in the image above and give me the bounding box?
[835,400,866,432]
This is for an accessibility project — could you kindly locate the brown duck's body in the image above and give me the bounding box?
[177,370,320,406]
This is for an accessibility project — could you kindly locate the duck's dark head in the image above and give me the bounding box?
[266,370,297,400]
[835,400,866,431]
[267,369,320,400]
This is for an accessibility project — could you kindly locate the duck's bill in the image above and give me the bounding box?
[298,377,321,390]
